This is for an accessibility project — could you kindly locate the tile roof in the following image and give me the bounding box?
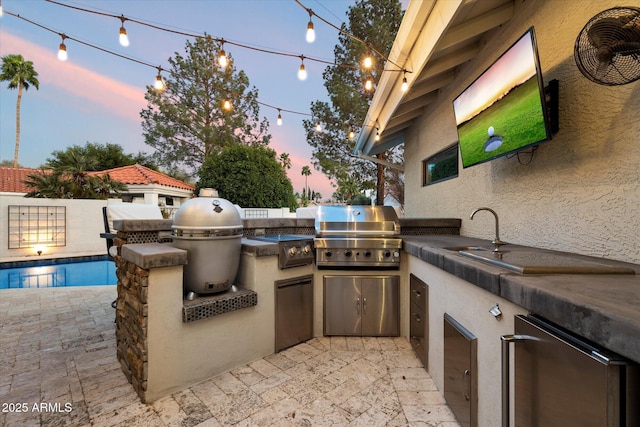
[0,164,194,194]
[0,167,41,193]
[91,164,195,191]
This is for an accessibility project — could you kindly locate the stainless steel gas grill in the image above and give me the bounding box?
[314,206,402,268]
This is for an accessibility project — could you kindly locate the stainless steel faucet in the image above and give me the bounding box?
[470,207,508,252]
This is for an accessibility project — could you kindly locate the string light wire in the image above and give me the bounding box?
[2,9,314,122]
[7,1,413,131]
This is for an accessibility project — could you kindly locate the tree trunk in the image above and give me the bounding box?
[13,83,23,167]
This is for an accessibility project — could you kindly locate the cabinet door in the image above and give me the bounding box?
[361,276,399,336]
[444,313,478,427]
[324,276,361,335]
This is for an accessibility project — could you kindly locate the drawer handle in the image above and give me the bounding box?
[412,289,421,297]
[412,313,421,322]
[356,297,360,315]
[464,369,471,401]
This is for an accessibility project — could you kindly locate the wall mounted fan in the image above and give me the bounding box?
[574,6,640,85]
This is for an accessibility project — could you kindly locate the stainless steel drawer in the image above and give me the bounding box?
[410,274,427,310]
[410,301,426,367]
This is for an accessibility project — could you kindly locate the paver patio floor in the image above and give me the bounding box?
[0,286,460,426]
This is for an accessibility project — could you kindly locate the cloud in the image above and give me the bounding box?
[1,31,146,121]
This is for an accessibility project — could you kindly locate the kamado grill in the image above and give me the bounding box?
[314,206,402,268]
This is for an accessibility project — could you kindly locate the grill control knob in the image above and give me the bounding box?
[325,250,332,257]
[393,251,400,258]
[288,247,298,257]
[345,250,352,257]
[384,250,391,258]
[364,250,372,258]
[302,245,311,254]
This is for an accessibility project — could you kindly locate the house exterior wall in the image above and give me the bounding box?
[403,0,640,264]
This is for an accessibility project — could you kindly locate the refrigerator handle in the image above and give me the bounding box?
[500,334,538,427]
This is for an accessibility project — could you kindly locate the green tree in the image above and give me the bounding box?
[1,54,40,167]
[141,36,270,175]
[197,145,297,209]
[24,151,126,199]
[279,153,292,170]
[47,142,155,171]
[303,0,403,205]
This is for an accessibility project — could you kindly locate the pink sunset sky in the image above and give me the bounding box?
[0,0,376,199]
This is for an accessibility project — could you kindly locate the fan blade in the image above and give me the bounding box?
[595,60,611,80]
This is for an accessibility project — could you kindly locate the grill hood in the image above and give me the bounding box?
[315,205,400,237]
[172,197,242,238]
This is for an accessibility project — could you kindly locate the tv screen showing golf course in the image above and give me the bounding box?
[453,27,551,168]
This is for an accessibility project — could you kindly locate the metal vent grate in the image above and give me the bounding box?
[182,288,258,322]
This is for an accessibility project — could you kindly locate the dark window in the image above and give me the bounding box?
[422,144,459,186]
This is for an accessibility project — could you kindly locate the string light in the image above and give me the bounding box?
[362,52,373,69]
[118,16,129,47]
[305,9,315,43]
[0,1,3,17]
[154,67,165,91]
[298,56,307,81]
[223,96,232,111]
[277,109,283,126]
[364,75,373,91]
[401,72,408,92]
[375,129,380,141]
[57,34,68,61]
[7,5,405,129]
[348,128,355,139]
[218,40,227,68]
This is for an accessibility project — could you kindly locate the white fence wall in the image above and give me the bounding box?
[0,196,109,263]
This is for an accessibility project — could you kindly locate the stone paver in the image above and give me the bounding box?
[0,286,460,426]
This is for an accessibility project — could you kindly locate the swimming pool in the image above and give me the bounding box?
[0,257,116,289]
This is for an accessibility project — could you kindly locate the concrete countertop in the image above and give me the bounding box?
[402,235,640,364]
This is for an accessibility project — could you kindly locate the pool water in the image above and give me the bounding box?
[0,259,116,289]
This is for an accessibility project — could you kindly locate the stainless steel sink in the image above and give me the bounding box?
[457,249,635,275]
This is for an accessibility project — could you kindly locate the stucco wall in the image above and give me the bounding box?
[0,195,109,262]
[403,0,640,264]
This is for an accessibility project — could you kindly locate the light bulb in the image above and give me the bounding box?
[375,130,380,141]
[306,19,315,43]
[298,62,307,81]
[119,26,129,47]
[223,97,232,111]
[154,72,164,91]
[58,42,68,61]
[277,110,283,126]
[401,75,408,92]
[0,2,3,17]
[348,129,355,140]
[218,49,227,68]
[315,121,322,133]
[363,54,372,69]
[364,78,373,91]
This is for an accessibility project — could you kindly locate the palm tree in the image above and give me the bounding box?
[279,153,291,170]
[301,165,311,195]
[0,54,40,167]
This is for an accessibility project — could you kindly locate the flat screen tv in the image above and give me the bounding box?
[453,27,552,168]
